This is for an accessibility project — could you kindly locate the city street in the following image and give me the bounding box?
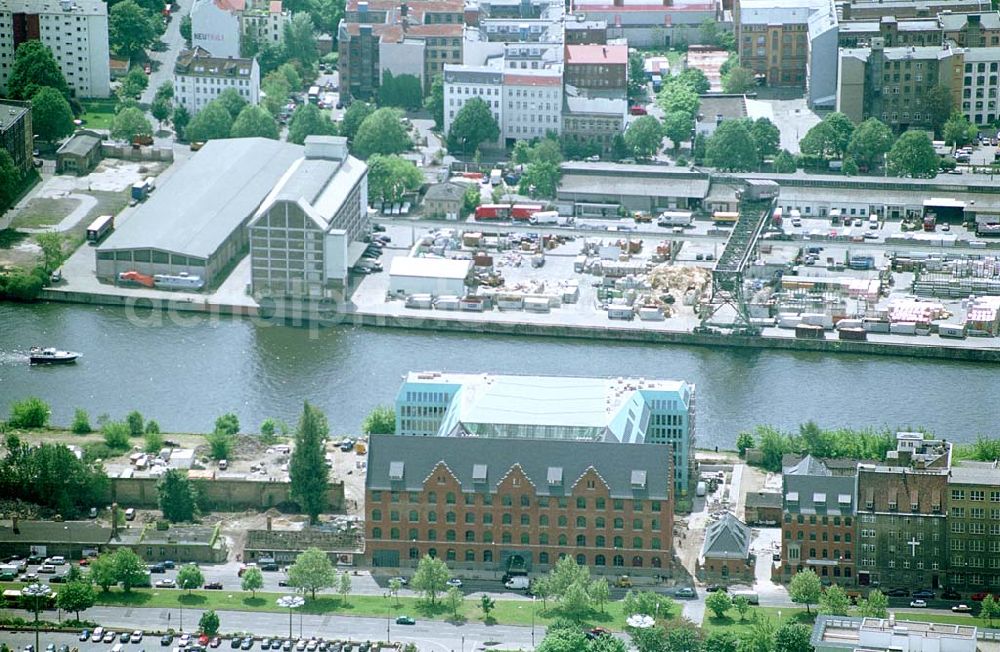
[141,0,193,107]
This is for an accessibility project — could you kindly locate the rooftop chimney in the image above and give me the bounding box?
[266,516,273,531]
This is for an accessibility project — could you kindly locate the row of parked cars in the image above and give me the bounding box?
[351,233,390,274]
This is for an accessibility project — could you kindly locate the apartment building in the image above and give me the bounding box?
[564,44,627,96]
[569,0,715,47]
[837,39,962,129]
[248,136,369,300]
[190,0,243,58]
[0,0,110,98]
[959,47,1000,126]
[946,462,1000,593]
[337,0,465,101]
[241,0,290,51]
[841,0,990,21]
[0,99,32,176]
[562,92,627,155]
[393,372,698,495]
[442,65,503,144]
[941,11,1000,46]
[839,16,942,48]
[778,455,856,583]
[364,434,675,575]
[855,433,951,590]
[501,69,561,144]
[173,46,260,114]
[734,0,839,106]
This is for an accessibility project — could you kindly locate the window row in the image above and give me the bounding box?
[370,491,660,511]
[404,547,664,568]
[370,509,660,530]
[371,527,662,549]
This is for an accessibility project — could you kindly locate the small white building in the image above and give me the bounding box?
[173,47,260,114]
[0,0,111,98]
[811,615,980,652]
[443,65,503,146]
[389,257,472,297]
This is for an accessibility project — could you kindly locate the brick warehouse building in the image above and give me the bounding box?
[364,434,675,576]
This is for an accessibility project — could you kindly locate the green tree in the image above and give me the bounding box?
[591,636,628,652]
[561,580,593,618]
[199,609,220,636]
[119,67,149,100]
[289,402,330,524]
[260,418,277,439]
[30,87,74,143]
[215,412,240,435]
[845,118,893,170]
[773,623,812,652]
[750,118,781,163]
[0,151,21,212]
[462,184,480,217]
[56,578,96,620]
[801,113,854,159]
[109,0,157,59]
[789,569,822,614]
[361,405,396,434]
[736,432,754,457]
[366,154,423,204]
[144,430,164,453]
[35,231,65,273]
[741,617,777,652]
[425,74,445,129]
[666,623,702,652]
[411,554,451,604]
[857,589,888,618]
[625,115,664,159]
[943,112,978,146]
[283,13,317,67]
[732,594,751,620]
[820,584,851,616]
[9,397,50,428]
[628,51,648,101]
[125,410,144,437]
[89,553,118,592]
[205,429,233,460]
[981,594,1000,628]
[774,149,797,173]
[519,160,561,198]
[678,68,711,94]
[177,563,204,593]
[887,130,939,178]
[261,71,292,117]
[629,626,667,652]
[277,63,302,93]
[662,111,693,153]
[537,627,589,652]
[657,81,700,119]
[145,420,160,434]
[703,631,739,652]
[923,85,954,134]
[353,107,411,158]
[240,565,264,597]
[479,594,496,620]
[622,590,675,621]
[157,468,198,522]
[113,548,147,592]
[180,14,192,43]
[378,71,423,110]
[7,41,69,100]
[447,97,500,154]
[173,106,191,139]
[151,97,173,128]
[287,103,337,145]
[705,590,733,619]
[71,408,93,435]
[185,100,233,141]
[341,101,374,140]
[590,577,610,612]
[445,585,464,618]
[288,547,337,599]
[722,66,755,94]
[338,571,352,605]
[155,80,174,101]
[388,577,403,606]
[706,120,757,171]
[102,420,131,450]
[231,105,279,139]
[700,18,734,50]
[216,88,249,119]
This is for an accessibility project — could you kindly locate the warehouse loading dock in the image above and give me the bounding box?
[388,257,473,298]
[923,198,965,223]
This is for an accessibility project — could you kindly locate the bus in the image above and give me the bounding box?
[86,214,114,243]
[307,86,320,103]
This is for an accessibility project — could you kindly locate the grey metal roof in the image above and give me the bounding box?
[0,520,111,544]
[950,461,1000,485]
[784,468,856,515]
[559,174,710,199]
[746,491,783,509]
[701,513,750,559]
[784,454,832,476]
[696,95,748,124]
[424,182,467,201]
[564,94,627,117]
[366,433,672,499]
[940,12,1000,31]
[99,138,304,260]
[57,131,102,157]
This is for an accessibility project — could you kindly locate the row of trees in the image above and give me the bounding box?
[736,421,898,471]
[0,434,108,518]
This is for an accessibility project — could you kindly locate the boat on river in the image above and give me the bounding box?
[29,347,81,365]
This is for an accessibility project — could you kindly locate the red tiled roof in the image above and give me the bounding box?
[214,0,245,11]
[269,0,282,12]
[565,44,628,65]
[504,73,562,86]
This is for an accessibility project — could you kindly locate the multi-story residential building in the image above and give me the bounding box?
[946,461,1000,593]
[241,0,290,52]
[393,372,697,495]
[941,11,1000,46]
[959,47,1000,126]
[0,99,32,176]
[855,432,951,590]
[734,0,839,106]
[837,38,962,129]
[0,0,110,98]
[564,18,607,45]
[364,433,675,575]
[564,44,628,97]
[501,69,561,144]
[562,91,626,156]
[569,0,716,48]
[841,0,990,21]
[248,136,369,300]
[173,47,260,114]
[337,0,465,101]
[839,16,942,48]
[778,455,856,583]
[442,65,503,144]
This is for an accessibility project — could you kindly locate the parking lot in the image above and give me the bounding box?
[1,629,383,652]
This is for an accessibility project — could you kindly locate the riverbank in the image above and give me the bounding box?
[34,287,1000,363]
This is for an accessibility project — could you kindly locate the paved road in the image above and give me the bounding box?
[3,606,543,652]
[141,0,193,107]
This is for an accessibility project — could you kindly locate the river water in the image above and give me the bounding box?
[0,303,995,447]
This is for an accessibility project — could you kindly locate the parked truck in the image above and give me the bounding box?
[504,576,530,590]
[657,210,693,227]
[529,211,573,226]
[131,179,150,201]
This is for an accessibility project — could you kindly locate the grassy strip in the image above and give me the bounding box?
[701,606,813,632]
[10,197,77,229]
[2,583,628,629]
[78,102,117,131]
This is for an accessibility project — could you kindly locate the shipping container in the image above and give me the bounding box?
[890,321,918,335]
[87,214,115,242]
[405,294,433,309]
[475,204,509,220]
[835,318,864,331]
[524,297,551,313]
[800,312,833,329]
[838,328,867,341]
[608,305,635,321]
[939,323,967,338]
[434,296,460,311]
[511,204,543,220]
[638,307,665,321]
[863,318,891,333]
[795,324,825,339]
[460,296,487,312]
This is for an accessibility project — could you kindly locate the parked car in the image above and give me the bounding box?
[160,635,173,646]
[912,590,936,600]
[204,582,224,590]
[585,628,611,640]
[942,588,961,600]
[48,575,66,583]
[389,576,408,586]
[163,560,175,569]
[674,587,696,599]
[149,563,166,573]
[91,628,104,643]
[395,616,416,625]
[38,564,56,574]
[885,588,910,597]
[154,578,176,588]
[120,632,132,643]
[952,604,973,613]
[706,585,727,593]
[240,638,254,650]
[909,599,928,608]
[79,630,90,642]
[446,578,463,588]
[103,631,116,643]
